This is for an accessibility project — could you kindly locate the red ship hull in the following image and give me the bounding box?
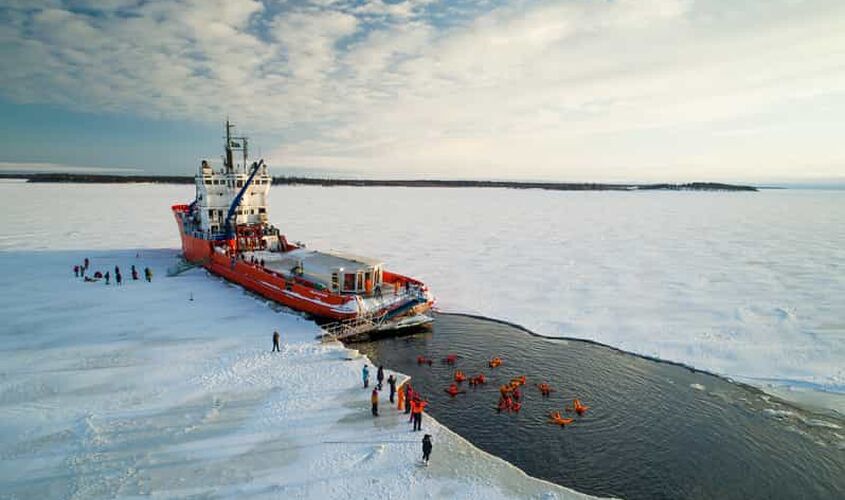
[172,204,431,321]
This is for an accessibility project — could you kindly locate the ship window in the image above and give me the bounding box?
[204,179,211,185]
[343,273,355,291]
[258,207,266,214]
[331,272,339,291]
[237,180,243,188]
[208,209,214,217]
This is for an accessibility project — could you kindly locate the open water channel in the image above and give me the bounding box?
[353,313,845,500]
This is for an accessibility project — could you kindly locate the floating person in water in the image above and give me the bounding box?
[422,434,432,465]
[454,370,467,383]
[443,354,458,365]
[416,355,433,366]
[469,374,486,386]
[549,411,574,426]
[445,383,465,397]
[573,399,589,415]
[498,394,513,413]
[537,382,554,397]
[489,356,503,368]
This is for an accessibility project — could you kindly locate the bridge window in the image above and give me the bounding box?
[343,273,355,292]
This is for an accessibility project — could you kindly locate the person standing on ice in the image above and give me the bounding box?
[422,434,433,464]
[362,365,370,388]
[144,267,152,282]
[84,258,89,271]
[412,397,428,431]
[272,330,281,352]
[377,365,385,390]
[371,388,379,416]
[131,265,139,280]
[404,384,413,414]
[104,271,110,285]
[73,265,79,277]
[115,269,122,286]
[387,374,397,403]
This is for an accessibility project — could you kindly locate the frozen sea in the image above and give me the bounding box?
[4,182,843,401]
[0,180,843,496]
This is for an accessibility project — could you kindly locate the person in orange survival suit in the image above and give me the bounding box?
[412,397,428,431]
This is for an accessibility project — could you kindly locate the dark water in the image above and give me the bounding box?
[354,314,845,500]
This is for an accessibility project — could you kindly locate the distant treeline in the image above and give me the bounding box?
[1,173,757,192]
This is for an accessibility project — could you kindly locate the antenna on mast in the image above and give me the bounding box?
[224,119,234,173]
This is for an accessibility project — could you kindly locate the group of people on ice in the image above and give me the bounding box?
[74,257,152,285]
[363,363,434,464]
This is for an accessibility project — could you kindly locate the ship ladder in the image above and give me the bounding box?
[320,312,388,342]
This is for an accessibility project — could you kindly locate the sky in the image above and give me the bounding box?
[1,0,844,183]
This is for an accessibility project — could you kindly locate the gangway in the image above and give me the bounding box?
[320,312,388,341]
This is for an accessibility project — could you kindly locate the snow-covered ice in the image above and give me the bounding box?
[2,181,843,403]
[0,248,588,498]
[0,181,597,498]
[0,180,843,495]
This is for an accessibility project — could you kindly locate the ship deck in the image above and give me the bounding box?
[240,249,422,314]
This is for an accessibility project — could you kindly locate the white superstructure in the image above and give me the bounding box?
[193,122,272,236]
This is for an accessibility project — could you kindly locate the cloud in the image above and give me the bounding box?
[1,0,843,180]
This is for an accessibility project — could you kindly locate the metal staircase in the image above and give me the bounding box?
[320,311,388,341]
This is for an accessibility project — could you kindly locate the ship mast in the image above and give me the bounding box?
[223,120,249,173]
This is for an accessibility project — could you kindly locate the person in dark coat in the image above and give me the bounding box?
[362,365,370,388]
[104,271,110,285]
[387,374,397,403]
[73,265,79,277]
[84,258,89,270]
[131,265,139,280]
[115,270,122,286]
[422,434,432,464]
[377,365,385,391]
[144,267,152,282]
[272,330,281,352]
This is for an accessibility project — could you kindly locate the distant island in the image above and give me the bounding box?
[0,173,758,191]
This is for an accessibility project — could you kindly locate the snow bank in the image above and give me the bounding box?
[0,248,589,498]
